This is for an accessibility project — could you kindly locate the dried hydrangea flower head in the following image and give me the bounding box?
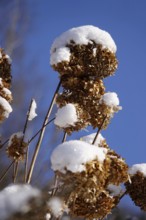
[125,164,146,211]
[50,25,118,79]
[6,132,28,161]
[0,49,13,123]
[0,48,12,88]
[50,139,128,219]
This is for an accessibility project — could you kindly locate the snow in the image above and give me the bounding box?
[0,184,40,220]
[50,25,117,65]
[0,78,3,86]
[0,51,2,59]
[128,163,146,177]
[5,54,12,64]
[107,184,123,196]
[8,131,24,146]
[81,132,104,146]
[54,103,78,128]
[100,92,120,107]
[47,197,64,218]
[45,213,51,220]
[51,140,106,173]
[0,96,12,117]
[3,88,12,95]
[28,99,37,121]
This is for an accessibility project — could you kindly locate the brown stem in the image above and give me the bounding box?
[26,80,61,183]
[13,161,19,183]
[24,99,35,182]
[28,117,55,144]
[62,132,67,143]
[0,139,9,149]
[0,160,14,183]
[92,116,107,145]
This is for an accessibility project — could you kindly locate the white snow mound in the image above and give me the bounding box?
[51,140,106,173]
[54,103,78,128]
[50,25,117,65]
[128,163,146,177]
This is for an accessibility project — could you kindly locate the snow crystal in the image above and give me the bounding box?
[28,99,37,121]
[51,140,106,173]
[50,25,117,65]
[0,184,40,220]
[107,184,123,197]
[54,103,78,128]
[48,197,64,218]
[81,132,104,146]
[128,163,146,177]
[0,96,12,117]
[100,92,120,107]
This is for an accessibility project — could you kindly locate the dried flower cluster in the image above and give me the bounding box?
[51,138,128,219]
[0,48,13,123]
[48,26,130,219]
[51,26,120,134]
[125,164,146,211]
[6,132,28,161]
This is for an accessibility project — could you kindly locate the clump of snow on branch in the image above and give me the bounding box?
[107,184,123,197]
[81,132,104,146]
[45,213,51,220]
[100,92,120,107]
[50,25,117,65]
[5,54,12,64]
[28,99,37,121]
[0,184,40,220]
[47,197,65,218]
[54,103,78,128]
[0,96,12,117]
[51,140,106,173]
[128,164,146,177]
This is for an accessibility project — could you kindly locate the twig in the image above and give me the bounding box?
[92,116,107,145]
[24,99,35,182]
[0,160,14,183]
[0,139,9,149]
[26,80,61,183]
[62,132,67,143]
[28,117,55,144]
[13,161,19,183]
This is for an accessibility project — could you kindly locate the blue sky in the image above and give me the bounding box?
[1,0,146,214]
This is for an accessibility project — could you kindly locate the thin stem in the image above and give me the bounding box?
[26,80,61,183]
[28,117,55,144]
[0,160,14,183]
[92,116,107,145]
[62,132,67,143]
[13,161,19,183]
[0,139,9,149]
[24,99,35,182]
[51,174,59,197]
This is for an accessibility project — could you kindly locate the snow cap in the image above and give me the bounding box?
[128,164,146,177]
[100,92,120,107]
[51,140,106,173]
[50,25,117,65]
[54,103,78,128]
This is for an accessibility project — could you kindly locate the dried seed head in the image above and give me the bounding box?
[68,186,117,219]
[6,132,28,161]
[125,166,146,211]
[0,48,12,88]
[105,149,129,185]
[52,43,118,79]
[0,78,12,102]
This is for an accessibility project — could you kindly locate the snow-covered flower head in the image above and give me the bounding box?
[125,164,146,211]
[50,25,118,79]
